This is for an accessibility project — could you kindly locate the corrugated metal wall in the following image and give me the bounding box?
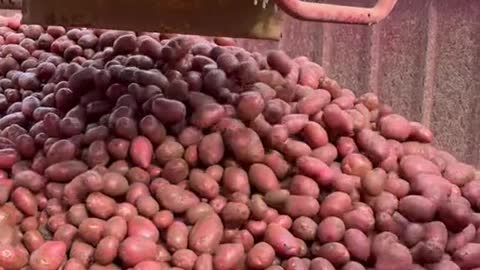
[239,0,480,167]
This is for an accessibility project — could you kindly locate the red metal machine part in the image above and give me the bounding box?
[0,0,398,39]
[275,0,398,24]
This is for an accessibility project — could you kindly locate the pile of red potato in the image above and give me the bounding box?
[0,21,479,270]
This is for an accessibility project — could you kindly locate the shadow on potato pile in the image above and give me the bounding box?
[0,24,479,270]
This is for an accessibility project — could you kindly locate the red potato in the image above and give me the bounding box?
[282,257,309,270]
[284,195,319,218]
[362,168,387,196]
[236,91,265,121]
[23,230,45,252]
[134,261,169,270]
[444,162,475,187]
[409,122,434,143]
[44,160,88,182]
[223,167,251,195]
[11,187,37,216]
[0,148,20,169]
[135,195,159,218]
[0,178,13,205]
[53,224,77,249]
[166,221,189,252]
[102,172,129,197]
[264,189,290,210]
[0,245,29,270]
[375,242,413,270]
[78,218,105,246]
[446,224,476,254]
[317,217,346,243]
[185,203,214,224]
[126,167,151,185]
[355,129,390,164]
[309,258,335,270]
[403,222,425,247]
[82,170,104,192]
[341,262,366,270]
[289,175,320,198]
[189,169,220,199]
[320,192,352,218]
[161,158,189,184]
[438,197,473,233]
[118,236,158,267]
[336,136,358,158]
[178,126,203,147]
[248,163,280,193]
[312,242,350,267]
[342,205,375,233]
[344,228,370,262]
[213,243,244,270]
[246,242,275,269]
[190,103,225,129]
[384,174,410,198]
[412,222,448,264]
[453,243,480,269]
[104,216,128,241]
[30,241,67,270]
[172,249,197,270]
[400,155,441,181]
[462,180,480,209]
[155,140,185,165]
[378,114,412,141]
[296,156,334,186]
[264,224,301,257]
[224,127,265,164]
[189,213,224,253]
[62,258,87,270]
[341,153,373,178]
[398,195,436,222]
[129,136,153,169]
[94,236,119,265]
[67,204,88,227]
[86,192,117,220]
[291,217,317,242]
[221,202,250,228]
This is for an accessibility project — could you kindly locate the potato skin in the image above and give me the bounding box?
[155,184,200,213]
[249,163,280,193]
[213,243,244,270]
[375,242,413,270]
[0,245,29,270]
[30,241,67,270]
[313,242,350,267]
[224,127,265,164]
[320,191,352,218]
[453,243,480,269]
[284,195,320,218]
[166,221,189,252]
[94,236,120,265]
[247,242,276,269]
[264,224,300,257]
[118,236,158,267]
[189,213,223,254]
[317,216,345,243]
[398,195,436,222]
[344,228,371,262]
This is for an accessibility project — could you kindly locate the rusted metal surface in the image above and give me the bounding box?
[241,0,480,167]
[2,0,398,25]
[21,0,284,40]
[275,0,397,24]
